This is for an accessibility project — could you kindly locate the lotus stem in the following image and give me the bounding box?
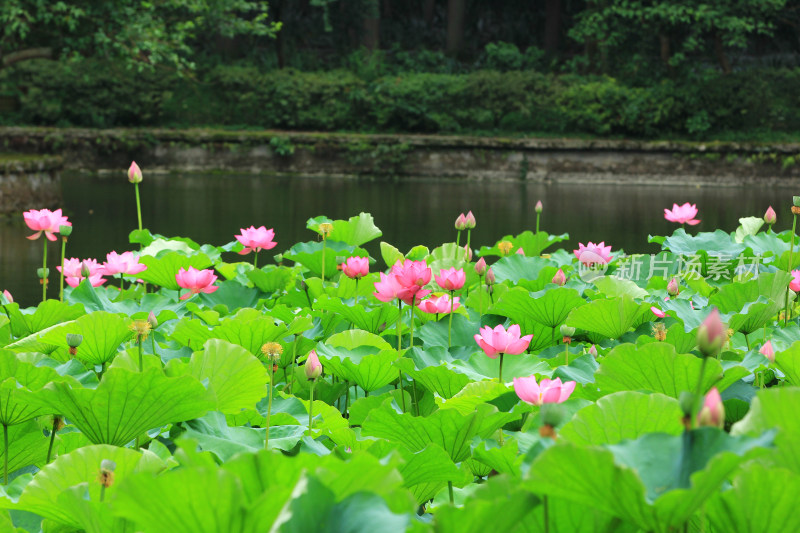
[690,357,709,429]
[289,340,297,393]
[46,417,59,463]
[448,480,454,504]
[344,380,350,418]
[265,362,274,449]
[151,335,157,359]
[397,300,406,412]
[466,229,472,257]
[448,290,454,348]
[478,275,483,315]
[455,230,461,260]
[100,485,106,503]
[321,238,326,283]
[308,380,316,433]
[564,343,569,366]
[134,182,143,233]
[3,424,7,485]
[41,238,47,302]
[499,353,505,383]
[786,212,797,326]
[137,337,144,372]
[409,297,420,417]
[59,236,67,301]
[543,495,550,533]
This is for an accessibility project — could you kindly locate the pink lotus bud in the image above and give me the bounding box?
[697,388,724,429]
[454,213,467,231]
[697,308,725,358]
[485,268,496,286]
[463,245,473,262]
[552,269,566,286]
[535,201,543,214]
[475,257,487,276]
[650,306,666,318]
[764,206,777,225]
[588,344,597,357]
[464,211,476,229]
[760,340,775,363]
[81,261,92,278]
[147,311,158,329]
[792,270,800,293]
[515,248,524,256]
[127,161,142,184]
[305,350,322,380]
[667,277,680,297]
[1,290,12,303]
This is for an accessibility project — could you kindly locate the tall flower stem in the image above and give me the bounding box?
[46,417,59,463]
[137,336,144,372]
[59,236,67,301]
[455,230,462,260]
[448,480,454,504]
[690,357,710,428]
[466,229,472,256]
[498,353,505,383]
[786,212,797,326]
[448,290,455,348]
[321,238,327,283]
[289,341,297,394]
[308,380,316,434]
[396,300,406,412]
[265,362,274,449]
[543,495,550,533]
[478,275,484,315]
[3,424,7,485]
[564,343,570,366]
[151,335,157,359]
[409,296,420,416]
[41,239,48,302]
[134,182,143,233]
[253,251,259,270]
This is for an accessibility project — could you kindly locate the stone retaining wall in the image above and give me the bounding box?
[0,154,62,214]
[1,127,800,185]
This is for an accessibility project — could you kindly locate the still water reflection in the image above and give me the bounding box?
[1,171,795,306]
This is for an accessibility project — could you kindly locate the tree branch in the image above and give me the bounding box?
[2,48,54,68]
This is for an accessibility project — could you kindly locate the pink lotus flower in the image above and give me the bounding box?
[102,251,147,276]
[435,268,466,291]
[305,350,322,380]
[236,226,277,255]
[390,259,432,304]
[791,270,800,292]
[697,308,725,357]
[475,257,487,276]
[574,242,613,266]
[418,294,459,314]
[664,202,700,225]
[513,376,576,406]
[515,248,525,256]
[552,269,566,286]
[760,340,775,363]
[342,256,369,279]
[464,211,476,229]
[697,387,724,429]
[373,272,405,303]
[651,306,666,318]
[175,267,219,300]
[58,258,106,287]
[1,290,12,303]
[128,161,142,184]
[23,209,71,241]
[764,206,777,225]
[474,324,533,359]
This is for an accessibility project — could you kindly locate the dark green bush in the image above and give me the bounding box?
[3,58,800,140]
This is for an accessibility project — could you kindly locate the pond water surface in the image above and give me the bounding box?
[1,171,796,306]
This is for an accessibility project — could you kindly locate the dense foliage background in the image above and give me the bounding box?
[2,0,800,139]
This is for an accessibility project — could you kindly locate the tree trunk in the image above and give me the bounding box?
[423,0,435,25]
[544,0,561,54]
[362,0,380,51]
[274,1,285,69]
[713,32,732,74]
[446,0,466,57]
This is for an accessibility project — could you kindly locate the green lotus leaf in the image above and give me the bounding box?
[709,272,790,334]
[137,251,213,291]
[169,316,213,350]
[393,358,470,399]
[396,444,470,504]
[0,420,52,480]
[188,339,267,413]
[776,342,800,386]
[247,265,296,293]
[316,345,399,392]
[553,353,598,385]
[433,380,511,415]
[566,296,651,340]
[38,311,134,366]
[114,464,249,533]
[707,462,800,533]
[7,444,162,529]
[0,350,67,425]
[306,212,382,247]
[593,276,649,299]
[197,280,260,311]
[492,286,586,330]
[4,300,85,338]
[448,351,552,383]
[525,428,773,532]
[379,242,404,269]
[283,241,368,278]
[433,477,538,533]
[472,438,523,477]
[363,402,515,463]
[660,229,746,259]
[21,368,214,446]
[209,309,289,359]
[488,255,558,284]
[734,216,764,243]
[560,391,683,446]
[418,313,486,349]
[314,295,400,335]
[595,343,724,398]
